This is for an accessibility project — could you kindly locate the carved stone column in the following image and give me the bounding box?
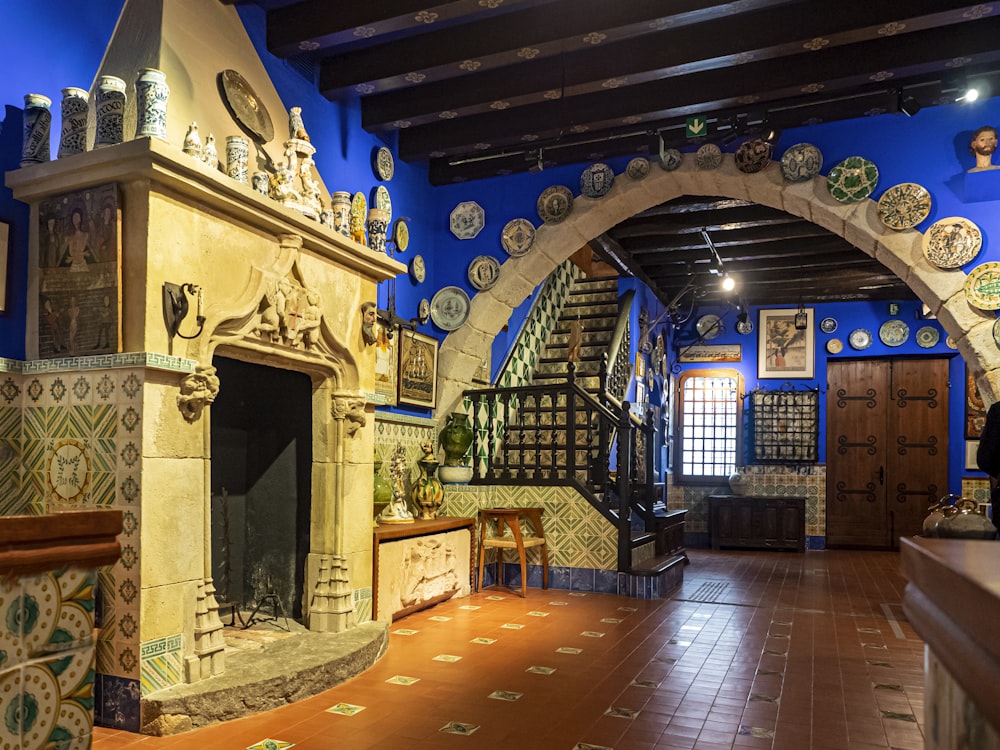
[308,392,366,632]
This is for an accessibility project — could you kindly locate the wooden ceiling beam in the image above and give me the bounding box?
[395,17,1000,158]
[625,228,838,254]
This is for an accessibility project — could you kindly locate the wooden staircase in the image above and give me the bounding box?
[465,274,687,581]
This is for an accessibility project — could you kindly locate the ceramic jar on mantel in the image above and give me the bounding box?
[135,67,169,140]
[94,75,126,148]
[20,93,52,167]
[367,208,389,254]
[728,467,750,496]
[438,412,474,484]
[330,192,352,238]
[57,87,89,158]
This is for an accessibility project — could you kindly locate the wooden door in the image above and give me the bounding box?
[826,359,948,548]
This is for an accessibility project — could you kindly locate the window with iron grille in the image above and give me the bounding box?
[677,369,742,483]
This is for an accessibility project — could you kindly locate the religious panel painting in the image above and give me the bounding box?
[38,184,121,358]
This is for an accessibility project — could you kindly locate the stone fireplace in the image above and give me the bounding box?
[8,108,401,742]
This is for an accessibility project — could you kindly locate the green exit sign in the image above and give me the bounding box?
[686,117,707,138]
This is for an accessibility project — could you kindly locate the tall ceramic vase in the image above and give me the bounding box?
[93,75,126,148]
[367,208,389,254]
[410,454,444,520]
[57,87,89,158]
[20,93,52,167]
[135,68,169,140]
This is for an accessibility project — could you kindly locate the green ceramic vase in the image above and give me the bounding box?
[439,411,473,466]
[411,455,444,520]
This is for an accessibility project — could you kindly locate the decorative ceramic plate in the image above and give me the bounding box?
[409,254,426,283]
[500,218,535,257]
[430,286,471,331]
[849,328,873,350]
[994,318,1000,349]
[468,255,501,291]
[417,298,430,325]
[964,261,1000,310]
[916,325,940,348]
[735,317,754,335]
[878,319,909,346]
[696,143,723,170]
[780,143,823,183]
[393,219,409,252]
[537,185,574,224]
[580,162,615,198]
[350,192,367,230]
[659,148,683,171]
[371,185,392,223]
[877,182,931,231]
[735,138,772,174]
[826,338,843,354]
[450,201,485,239]
[626,157,650,180]
[826,156,879,203]
[819,317,838,334]
[372,146,394,181]
[923,217,982,268]
[946,335,958,350]
[220,69,274,142]
[696,314,722,340]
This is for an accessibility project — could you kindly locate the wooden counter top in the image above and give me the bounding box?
[374,515,475,543]
[0,510,123,577]
[900,537,1000,733]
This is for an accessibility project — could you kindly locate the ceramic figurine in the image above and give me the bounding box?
[252,171,270,196]
[379,444,414,524]
[288,105,309,141]
[57,87,88,158]
[183,122,202,159]
[201,133,218,170]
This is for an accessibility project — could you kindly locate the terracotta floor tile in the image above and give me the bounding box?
[94,549,929,750]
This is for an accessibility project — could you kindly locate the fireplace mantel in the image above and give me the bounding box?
[6,136,404,284]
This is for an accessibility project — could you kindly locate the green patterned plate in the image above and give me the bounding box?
[965,261,1000,310]
[827,156,879,203]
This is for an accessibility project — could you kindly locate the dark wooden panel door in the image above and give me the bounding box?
[827,360,890,546]
[826,359,949,548]
[886,358,949,541]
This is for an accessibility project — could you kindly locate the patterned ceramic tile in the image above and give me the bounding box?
[439,721,479,735]
[556,647,582,654]
[326,702,366,716]
[489,690,523,701]
[385,675,420,685]
[526,665,556,674]
[392,629,418,636]
[246,740,295,750]
[432,654,462,662]
[139,634,182,693]
[470,637,496,645]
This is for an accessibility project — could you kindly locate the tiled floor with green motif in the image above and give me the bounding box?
[94,549,925,749]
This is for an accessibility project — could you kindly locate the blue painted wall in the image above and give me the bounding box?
[0,2,995,490]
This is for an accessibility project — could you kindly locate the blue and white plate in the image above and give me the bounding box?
[580,162,615,198]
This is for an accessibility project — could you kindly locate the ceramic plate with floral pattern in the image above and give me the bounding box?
[500,218,535,256]
[450,201,484,239]
[779,143,822,182]
[626,157,650,180]
[735,138,772,174]
[849,328,873,350]
[878,319,909,347]
[658,148,683,171]
[916,325,940,348]
[923,216,982,268]
[877,182,931,231]
[964,261,1000,310]
[696,143,722,170]
[826,156,879,203]
[468,255,501,291]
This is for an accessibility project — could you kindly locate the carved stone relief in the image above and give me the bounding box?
[177,365,220,423]
[252,275,323,349]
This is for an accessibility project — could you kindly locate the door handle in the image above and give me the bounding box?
[879,465,884,485]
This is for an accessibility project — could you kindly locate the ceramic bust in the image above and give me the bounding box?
[968,125,1000,172]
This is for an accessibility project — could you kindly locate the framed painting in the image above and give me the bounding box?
[758,308,814,379]
[397,328,438,409]
[37,183,121,358]
[966,365,987,439]
[372,318,398,406]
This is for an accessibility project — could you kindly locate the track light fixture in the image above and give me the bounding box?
[896,89,921,117]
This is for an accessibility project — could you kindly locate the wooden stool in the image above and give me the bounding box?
[477,507,549,597]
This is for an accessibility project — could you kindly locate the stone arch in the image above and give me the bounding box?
[436,155,999,415]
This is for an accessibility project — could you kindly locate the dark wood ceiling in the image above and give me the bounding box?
[226,0,993,304]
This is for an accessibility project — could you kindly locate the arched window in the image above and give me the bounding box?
[676,369,742,483]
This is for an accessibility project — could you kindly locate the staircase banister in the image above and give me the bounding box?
[605,288,635,377]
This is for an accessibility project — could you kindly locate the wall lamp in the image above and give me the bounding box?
[794,303,808,330]
[162,282,205,341]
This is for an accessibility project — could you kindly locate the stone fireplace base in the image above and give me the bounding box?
[139,620,388,735]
